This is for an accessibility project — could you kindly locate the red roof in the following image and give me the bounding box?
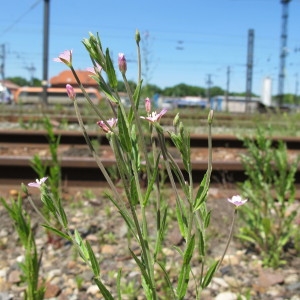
[50,70,98,88]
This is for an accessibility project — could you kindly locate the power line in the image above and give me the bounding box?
[0,0,42,36]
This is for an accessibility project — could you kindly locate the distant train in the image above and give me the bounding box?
[14,86,102,105]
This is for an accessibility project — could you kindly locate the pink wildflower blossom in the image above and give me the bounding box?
[97,118,118,133]
[227,195,248,207]
[66,84,76,100]
[118,53,127,74]
[53,50,72,67]
[140,109,167,123]
[28,177,48,189]
[86,63,102,75]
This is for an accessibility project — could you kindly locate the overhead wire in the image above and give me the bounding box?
[0,0,42,37]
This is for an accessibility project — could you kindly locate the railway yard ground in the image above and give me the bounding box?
[0,108,300,299]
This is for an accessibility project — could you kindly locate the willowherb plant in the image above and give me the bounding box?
[0,194,45,300]
[238,126,299,268]
[20,30,247,299]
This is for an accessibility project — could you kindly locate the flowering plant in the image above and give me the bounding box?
[15,30,246,299]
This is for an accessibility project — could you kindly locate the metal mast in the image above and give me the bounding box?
[278,0,291,107]
[42,0,50,105]
[245,29,254,112]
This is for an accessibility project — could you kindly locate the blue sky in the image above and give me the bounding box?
[1,0,300,96]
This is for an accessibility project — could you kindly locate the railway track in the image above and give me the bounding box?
[0,129,300,186]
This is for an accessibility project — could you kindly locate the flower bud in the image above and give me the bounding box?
[207,109,214,125]
[145,97,151,114]
[173,113,180,127]
[135,29,141,45]
[66,84,76,101]
[118,53,127,74]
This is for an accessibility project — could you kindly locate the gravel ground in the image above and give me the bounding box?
[0,184,300,300]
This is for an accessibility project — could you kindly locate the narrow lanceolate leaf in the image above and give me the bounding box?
[86,241,100,277]
[57,198,68,227]
[176,202,187,239]
[198,230,205,257]
[117,106,131,153]
[201,260,219,288]
[105,48,118,89]
[193,171,209,212]
[117,269,122,300]
[183,235,195,265]
[94,278,114,300]
[129,248,152,288]
[42,224,72,241]
[143,154,160,206]
[177,264,191,299]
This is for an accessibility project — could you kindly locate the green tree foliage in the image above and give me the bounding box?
[6,76,41,87]
[163,83,206,97]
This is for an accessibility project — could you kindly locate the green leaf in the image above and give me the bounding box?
[156,261,177,299]
[130,177,139,206]
[86,241,100,277]
[193,172,209,211]
[94,278,114,300]
[177,264,191,299]
[117,269,122,300]
[117,106,131,153]
[42,224,72,241]
[105,48,118,89]
[57,198,68,227]
[198,230,205,256]
[183,235,195,265]
[143,154,160,206]
[129,248,152,288]
[176,202,187,239]
[204,211,211,228]
[201,260,219,288]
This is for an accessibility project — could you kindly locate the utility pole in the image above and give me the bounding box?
[0,44,5,102]
[225,66,230,112]
[245,29,254,113]
[206,74,213,108]
[0,44,5,82]
[278,0,292,107]
[42,0,50,105]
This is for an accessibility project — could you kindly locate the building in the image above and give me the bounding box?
[50,70,98,88]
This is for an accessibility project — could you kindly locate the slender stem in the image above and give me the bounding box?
[122,73,151,180]
[73,97,122,204]
[217,209,237,270]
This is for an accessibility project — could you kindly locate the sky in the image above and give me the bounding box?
[1,0,300,97]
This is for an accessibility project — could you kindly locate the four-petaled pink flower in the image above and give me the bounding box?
[53,50,72,67]
[86,63,102,75]
[118,53,127,74]
[97,118,118,133]
[28,177,48,189]
[227,195,247,207]
[140,109,167,123]
[66,84,76,100]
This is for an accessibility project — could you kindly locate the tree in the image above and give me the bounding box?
[6,76,42,87]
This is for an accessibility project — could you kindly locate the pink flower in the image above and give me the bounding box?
[28,177,48,189]
[66,84,76,100]
[118,53,127,74]
[140,109,167,123]
[53,50,72,67]
[97,118,118,133]
[86,63,102,75]
[227,195,248,207]
[145,97,151,114]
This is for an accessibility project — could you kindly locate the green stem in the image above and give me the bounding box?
[217,209,237,270]
[73,97,122,204]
